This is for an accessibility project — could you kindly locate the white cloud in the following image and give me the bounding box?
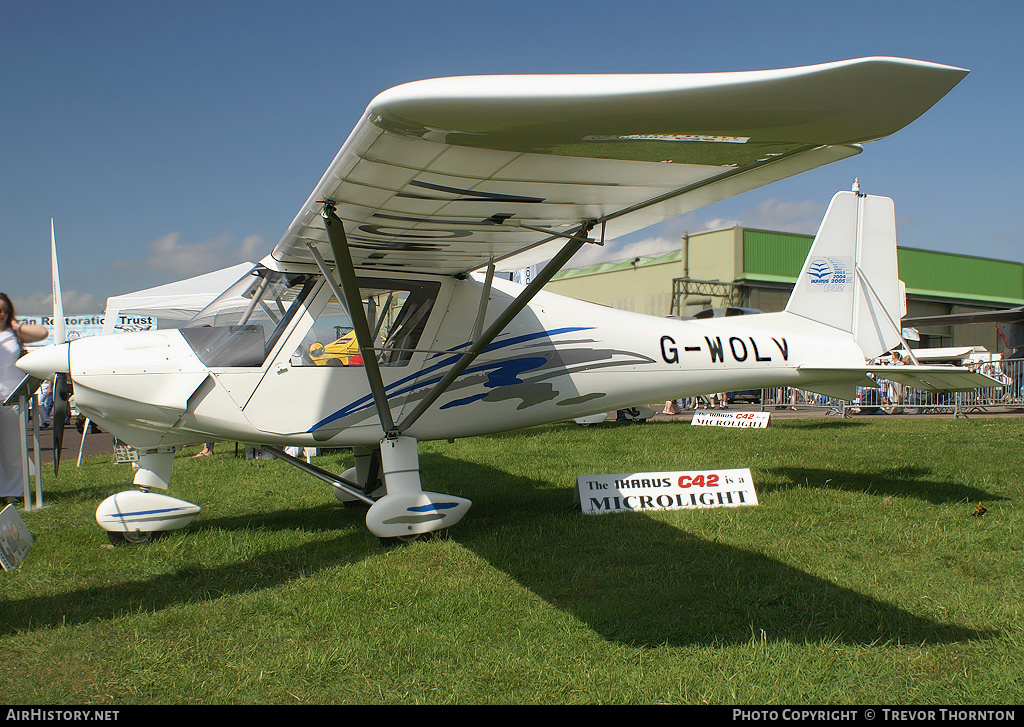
[13,289,97,316]
[109,233,264,273]
[738,199,824,234]
[15,230,264,315]
[702,217,742,230]
[136,232,266,275]
[568,234,681,268]
[563,197,826,269]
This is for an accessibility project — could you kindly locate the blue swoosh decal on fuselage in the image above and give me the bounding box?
[310,327,592,431]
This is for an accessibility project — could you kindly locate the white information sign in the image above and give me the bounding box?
[0,504,34,570]
[691,410,771,428]
[576,468,758,515]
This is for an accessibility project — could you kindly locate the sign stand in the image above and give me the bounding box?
[4,375,47,511]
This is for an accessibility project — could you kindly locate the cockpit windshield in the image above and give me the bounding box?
[181,266,316,367]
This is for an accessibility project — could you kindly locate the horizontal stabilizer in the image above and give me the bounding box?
[868,365,1001,393]
[798,365,1000,395]
[792,367,876,401]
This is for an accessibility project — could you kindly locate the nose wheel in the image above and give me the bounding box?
[106,530,164,546]
[379,531,435,547]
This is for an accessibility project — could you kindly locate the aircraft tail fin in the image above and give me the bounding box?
[785,187,906,360]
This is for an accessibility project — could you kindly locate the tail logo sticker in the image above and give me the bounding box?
[806,257,850,291]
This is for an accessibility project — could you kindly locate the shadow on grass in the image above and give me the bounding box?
[426,454,997,648]
[0,505,372,638]
[2,454,998,649]
[765,465,1009,504]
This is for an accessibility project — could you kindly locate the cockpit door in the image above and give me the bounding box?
[241,274,448,443]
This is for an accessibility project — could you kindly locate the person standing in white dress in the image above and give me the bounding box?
[0,293,48,503]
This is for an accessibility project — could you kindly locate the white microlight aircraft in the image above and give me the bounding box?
[19,57,997,544]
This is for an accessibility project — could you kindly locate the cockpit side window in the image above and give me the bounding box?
[291,296,357,367]
[289,277,440,368]
[377,282,436,367]
[181,267,316,367]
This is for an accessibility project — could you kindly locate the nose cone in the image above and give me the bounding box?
[17,342,70,378]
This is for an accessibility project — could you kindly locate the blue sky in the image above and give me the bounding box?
[4,0,1023,315]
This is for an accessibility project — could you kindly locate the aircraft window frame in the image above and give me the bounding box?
[374,278,439,367]
[180,266,317,368]
[287,276,441,369]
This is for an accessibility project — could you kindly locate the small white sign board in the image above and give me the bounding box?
[0,504,34,570]
[576,468,758,515]
[691,410,771,428]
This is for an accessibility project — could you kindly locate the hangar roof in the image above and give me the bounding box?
[553,226,1024,306]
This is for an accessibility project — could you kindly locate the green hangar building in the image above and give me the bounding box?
[544,226,1024,355]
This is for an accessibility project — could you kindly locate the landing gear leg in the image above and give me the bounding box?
[336,446,383,505]
[133,449,175,490]
[365,436,471,543]
[95,449,201,544]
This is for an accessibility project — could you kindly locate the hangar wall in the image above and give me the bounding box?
[546,226,1024,354]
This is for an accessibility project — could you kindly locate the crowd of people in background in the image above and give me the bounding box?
[661,350,1024,416]
[663,392,729,415]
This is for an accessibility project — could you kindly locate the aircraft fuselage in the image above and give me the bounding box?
[61,263,863,451]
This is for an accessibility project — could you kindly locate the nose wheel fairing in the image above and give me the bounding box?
[95,490,201,542]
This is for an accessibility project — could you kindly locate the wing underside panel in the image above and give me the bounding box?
[271,58,967,275]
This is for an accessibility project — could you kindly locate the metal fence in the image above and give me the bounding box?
[758,358,1024,416]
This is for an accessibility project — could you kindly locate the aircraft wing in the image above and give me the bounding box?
[271,57,967,275]
[904,306,1024,353]
[903,307,1024,327]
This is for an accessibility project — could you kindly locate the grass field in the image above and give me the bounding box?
[1,416,1022,704]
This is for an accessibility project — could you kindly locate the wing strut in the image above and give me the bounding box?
[320,203,399,435]
[395,220,594,433]
[471,258,496,343]
[319,203,594,438]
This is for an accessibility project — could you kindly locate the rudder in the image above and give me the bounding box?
[785,188,905,360]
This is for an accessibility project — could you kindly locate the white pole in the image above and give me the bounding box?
[77,419,90,467]
[19,394,29,506]
[30,394,42,509]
